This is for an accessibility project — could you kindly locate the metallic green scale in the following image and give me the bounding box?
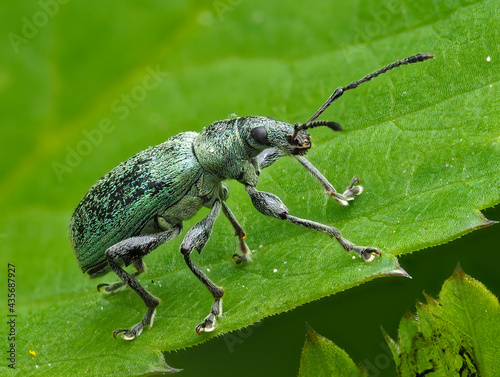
[70,131,205,277]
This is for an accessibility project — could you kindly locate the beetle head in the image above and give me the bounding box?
[287,120,342,155]
[286,129,311,155]
[245,118,342,156]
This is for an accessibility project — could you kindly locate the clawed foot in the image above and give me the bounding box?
[232,235,253,265]
[195,314,217,334]
[328,177,363,206]
[352,246,381,262]
[233,252,252,265]
[97,281,126,293]
[337,236,381,262]
[196,299,222,334]
[113,323,144,340]
[113,308,156,341]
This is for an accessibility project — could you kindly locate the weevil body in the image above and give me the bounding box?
[70,54,432,340]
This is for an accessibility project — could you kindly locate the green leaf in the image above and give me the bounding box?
[1,0,499,375]
[383,267,500,376]
[297,268,500,376]
[298,324,366,377]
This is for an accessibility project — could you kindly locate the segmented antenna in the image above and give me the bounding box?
[307,53,433,124]
[292,120,342,139]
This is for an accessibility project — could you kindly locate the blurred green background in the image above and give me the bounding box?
[2,0,499,376]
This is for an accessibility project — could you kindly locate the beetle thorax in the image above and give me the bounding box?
[193,118,265,185]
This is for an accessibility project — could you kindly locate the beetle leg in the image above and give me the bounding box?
[294,155,363,206]
[180,201,225,334]
[97,271,137,293]
[104,225,182,340]
[221,201,252,264]
[245,185,381,262]
[97,259,146,293]
[256,147,286,169]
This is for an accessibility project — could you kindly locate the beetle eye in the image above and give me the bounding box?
[251,127,270,146]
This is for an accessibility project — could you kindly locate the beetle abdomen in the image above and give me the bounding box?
[70,132,202,278]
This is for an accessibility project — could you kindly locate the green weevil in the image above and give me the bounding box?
[70,53,433,340]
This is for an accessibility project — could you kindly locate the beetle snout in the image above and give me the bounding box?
[288,130,311,155]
